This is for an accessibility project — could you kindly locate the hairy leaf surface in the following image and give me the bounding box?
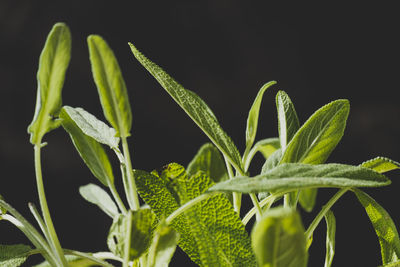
[0,244,32,267]
[361,157,400,173]
[79,183,118,218]
[250,137,280,160]
[276,90,300,151]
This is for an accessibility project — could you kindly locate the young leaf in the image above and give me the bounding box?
[0,244,32,267]
[251,207,308,267]
[28,22,71,144]
[361,157,400,173]
[209,163,390,193]
[276,90,300,151]
[187,143,228,183]
[245,81,276,151]
[261,149,282,174]
[60,106,114,186]
[147,221,179,267]
[250,137,280,160]
[61,107,119,149]
[354,189,400,265]
[79,183,119,218]
[88,35,132,138]
[129,43,244,173]
[324,210,336,267]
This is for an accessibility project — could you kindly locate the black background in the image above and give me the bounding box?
[1,1,400,266]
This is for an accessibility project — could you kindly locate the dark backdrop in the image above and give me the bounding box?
[1,1,399,266]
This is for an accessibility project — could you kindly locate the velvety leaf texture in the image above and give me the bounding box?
[88,35,132,138]
[251,137,280,160]
[276,90,300,151]
[79,183,118,218]
[129,43,243,173]
[209,163,390,193]
[0,244,32,267]
[361,157,400,173]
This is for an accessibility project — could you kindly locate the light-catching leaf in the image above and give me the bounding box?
[354,189,400,265]
[34,255,97,267]
[261,149,282,174]
[250,137,280,160]
[147,221,179,267]
[79,183,118,218]
[0,194,6,215]
[245,81,276,151]
[276,90,300,151]
[209,163,390,193]
[361,157,400,173]
[28,22,71,144]
[60,106,114,186]
[129,43,244,173]
[380,261,400,267]
[324,210,336,267]
[251,207,308,267]
[0,244,32,267]
[88,35,132,138]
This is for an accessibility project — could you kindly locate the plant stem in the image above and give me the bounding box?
[249,193,262,220]
[224,156,241,214]
[34,144,68,266]
[305,188,349,240]
[28,203,52,245]
[123,211,133,267]
[107,180,128,214]
[121,137,140,211]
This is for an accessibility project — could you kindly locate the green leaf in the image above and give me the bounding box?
[187,143,229,183]
[0,194,6,215]
[361,157,400,173]
[324,210,336,267]
[261,149,282,174]
[79,183,119,218]
[60,107,119,149]
[129,43,243,173]
[354,189,400,265]
[34,255,97,267]
[107,209,156,260]
[28,22,71,144]
[251,207,308,267]
[88,35,132,138]
[209,163,390,193]
[380,261,400,267]
[147,221,179,267]
[60,106,115,186]
[0,244,32,267]
[251,137,281,160]
[245,81,276,150]
[276,90,300,151]
[135,163,256,266]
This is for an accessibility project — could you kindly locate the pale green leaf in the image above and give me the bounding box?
[324,210,336,267]
[245,81,276,150]
[34,255,98,267]
[361,157,400,173]
[147,221,179,267]
[79,183,119,218]
[0,194,6,215]
[88,35,132,138]
[28,22,71,144]
[129,43,243,173]
[276,90,300,151]
[0,244,32,267]
[209,163,390,193]
[251,137,280,160]
[354,189,400,265]
[261,148,282,174]
[380,261,400,267]
[60,106,114,186]
[298,188,317,212]
[251,207,308,267]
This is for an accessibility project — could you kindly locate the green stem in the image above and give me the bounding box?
[305,188,349,240]
[249,193,262,220]
[123,210,133,267]
[28,203,52,246]
[34,144,68,266]
[224,156,241,214]
[107,180,128,214]
[121,137,140,210]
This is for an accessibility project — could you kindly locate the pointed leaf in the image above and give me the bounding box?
[245,81,276,150]
[79,183,118,218]
[324,210,336,267]
[209,163,390,193]
[354,189,400,265]
[251,137,280,160]
[261,149,282,174]
[129,43,243,173]
[276,90,300,151]
[147,221,179,267]
[88,35,132,138]
[361,157,400,173]
[28,22,71,144]
[60,106,114,186]
[251,207,308,267]
[0,244,32,267]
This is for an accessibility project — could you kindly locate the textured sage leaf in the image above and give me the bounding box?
[354,189,400,265]
[245,81,276,150]
[34,255,97,267]
[324,210,336,267]
[361,157,400,173]
[209,163,390,193]
[28,22,71,144]
[276,90,300,151]
[129,43,243,173]
[0,244,32,267]
[61,107,119,149]
[60,106,114,186]
[107,209,156,260]
[135,163,256,266]
[147,221,179,267]
[251,137,280,160]
[380,261,400,267]
[251,207,308,267]
[261,149,282,174]
[79,183,119,218]
[88,35,132,138]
